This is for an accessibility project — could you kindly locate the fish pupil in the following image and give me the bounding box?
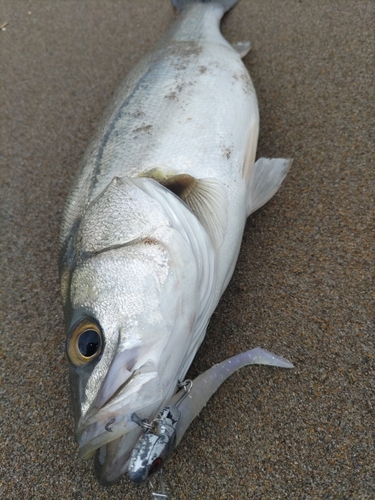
[78,330,100,357]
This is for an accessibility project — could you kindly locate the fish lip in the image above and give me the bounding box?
[77,372,134,431]
[77,359,162,432]
[76,411,135,459]
[76,405,157,460]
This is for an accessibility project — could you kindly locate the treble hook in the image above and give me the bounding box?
[149,469,168,499]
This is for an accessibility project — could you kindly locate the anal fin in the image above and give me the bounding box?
[248,157,292,216]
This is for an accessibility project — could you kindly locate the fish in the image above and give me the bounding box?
[59,0,292,487]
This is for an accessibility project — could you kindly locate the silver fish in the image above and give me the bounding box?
[59,0,292,486]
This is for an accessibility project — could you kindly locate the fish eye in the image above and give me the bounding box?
[67,319,103,366]
[148,457,163,478]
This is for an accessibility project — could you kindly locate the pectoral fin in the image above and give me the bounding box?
[247,157,292,216]
[160,174,228,249]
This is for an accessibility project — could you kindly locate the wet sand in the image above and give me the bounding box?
[1,1,374,498]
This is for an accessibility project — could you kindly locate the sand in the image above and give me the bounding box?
[1,1,374,498]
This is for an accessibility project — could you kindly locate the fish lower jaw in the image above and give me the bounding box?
[78,432,124,461]
[94,427,144,486]
[76,412,138,460]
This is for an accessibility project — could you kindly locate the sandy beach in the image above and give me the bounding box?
[1,1,374,498]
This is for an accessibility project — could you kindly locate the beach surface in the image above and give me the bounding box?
[1,1,374,498]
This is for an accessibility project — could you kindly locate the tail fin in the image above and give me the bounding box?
[172,0,240,13]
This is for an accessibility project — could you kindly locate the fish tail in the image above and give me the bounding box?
[171,0,240,14]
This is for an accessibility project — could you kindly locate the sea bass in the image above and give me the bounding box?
[59,0,292,486]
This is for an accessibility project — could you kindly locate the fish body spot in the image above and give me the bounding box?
[133,123,153,134]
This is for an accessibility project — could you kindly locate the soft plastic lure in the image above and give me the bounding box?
[128,348,293,484]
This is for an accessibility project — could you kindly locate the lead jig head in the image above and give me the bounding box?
[128,405,181,483]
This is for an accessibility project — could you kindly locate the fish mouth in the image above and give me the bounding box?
[76,361,164,466]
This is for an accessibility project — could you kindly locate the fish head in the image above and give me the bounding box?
[61,176,215,484]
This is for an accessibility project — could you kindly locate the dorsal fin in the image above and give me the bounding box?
[232,41,251,58]
[160,174,228,249]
